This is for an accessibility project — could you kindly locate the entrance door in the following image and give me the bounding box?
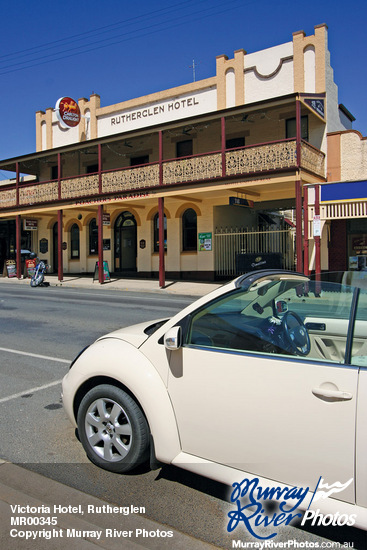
[114,212,137,272]
[53,223,58,272]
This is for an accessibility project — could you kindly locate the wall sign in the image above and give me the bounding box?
[40,238,48,254]
[302,96,325,120]
[313,215,321,237]
[103,213,111,226]
[24,219,38,231]
[229,197,254,208]
[98,87,217,137]
[199,232,212,251]
[55,97,81,128]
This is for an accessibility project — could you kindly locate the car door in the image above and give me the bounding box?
[166,276,359,503]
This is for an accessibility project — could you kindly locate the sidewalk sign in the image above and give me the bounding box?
[25,258,37,278]
[5,260,16,278]
[93,261,111,282]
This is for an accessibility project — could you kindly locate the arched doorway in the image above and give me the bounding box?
[114,212,137,273]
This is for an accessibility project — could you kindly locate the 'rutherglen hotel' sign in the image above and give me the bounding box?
[97,86,217,137]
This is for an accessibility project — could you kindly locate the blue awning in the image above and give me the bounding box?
[321,181,367,202]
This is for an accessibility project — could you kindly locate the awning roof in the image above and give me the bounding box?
[321,181,367,202]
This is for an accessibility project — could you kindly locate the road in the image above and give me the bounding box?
[0,284,365,549]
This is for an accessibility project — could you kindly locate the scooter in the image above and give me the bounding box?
[30,259,49,287]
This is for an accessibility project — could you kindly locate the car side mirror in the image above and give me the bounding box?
[164,326,182,350]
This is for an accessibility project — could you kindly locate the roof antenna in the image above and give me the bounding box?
[190,59,197,82]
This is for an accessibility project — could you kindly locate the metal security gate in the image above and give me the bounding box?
[215,226,296,277]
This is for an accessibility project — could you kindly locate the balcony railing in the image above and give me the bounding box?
[0,139,325,210]
[103,164,160,194]
[226,139,297,175]
[301,141,325,178]
[163,153,222,184]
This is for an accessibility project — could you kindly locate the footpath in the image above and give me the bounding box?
[0,275,221,549]
[0,460,219,550]
[0,274,221,297]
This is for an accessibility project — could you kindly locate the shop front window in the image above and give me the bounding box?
[182,208,197,251]
[348,219,367,271]
[153,212,167,252]
[70,224,80,259]
[89,218,98,255]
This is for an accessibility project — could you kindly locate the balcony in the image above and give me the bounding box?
[0,139,325,211]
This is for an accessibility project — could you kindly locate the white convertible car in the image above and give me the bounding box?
[62,270,367,528]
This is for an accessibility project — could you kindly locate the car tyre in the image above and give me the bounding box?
[77,385,150,473]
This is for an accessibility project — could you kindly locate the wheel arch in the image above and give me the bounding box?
[65,338,181,464]
[73,375,141,422]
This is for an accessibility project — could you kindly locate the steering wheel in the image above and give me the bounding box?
[282,311,310,356]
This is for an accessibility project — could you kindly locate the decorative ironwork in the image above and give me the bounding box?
[0,140,327,211]
[0,188,16,208]
[300,142,325,177]
[163,153,222,184]
[19,182,58,205]
[102,164,160,193]
[226,140,297,175]
[61,175,99,199]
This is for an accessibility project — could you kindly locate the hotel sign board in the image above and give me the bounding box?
[98,87,217,137]
[301,94,326,122]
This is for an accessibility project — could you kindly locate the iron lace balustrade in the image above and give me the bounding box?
[226,139,298,175]
[0,139,326,210]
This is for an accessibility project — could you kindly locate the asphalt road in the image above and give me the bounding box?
[0,284,365,549]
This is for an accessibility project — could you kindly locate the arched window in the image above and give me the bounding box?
[182,208,197,251]
[70,224,80,259]
[89,218,98,255]
[153,212,167,252]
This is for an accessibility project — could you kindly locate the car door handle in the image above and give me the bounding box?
[312,387,353,401]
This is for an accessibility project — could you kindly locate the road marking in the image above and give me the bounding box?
[0,347,70,364]
[0,379,63,404]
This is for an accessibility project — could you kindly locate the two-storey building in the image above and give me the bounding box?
[0,24,355,283]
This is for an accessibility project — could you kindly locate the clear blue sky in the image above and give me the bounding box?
[1,0,366,177]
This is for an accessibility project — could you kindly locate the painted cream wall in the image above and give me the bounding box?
[225,69,236,108]
[303,46,316,93]
[37,196,219,276]
[244,42,294,104]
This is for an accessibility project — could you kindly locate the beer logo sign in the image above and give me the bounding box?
[55,97,81,128]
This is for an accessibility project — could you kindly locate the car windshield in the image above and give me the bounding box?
[186,274,364,365]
